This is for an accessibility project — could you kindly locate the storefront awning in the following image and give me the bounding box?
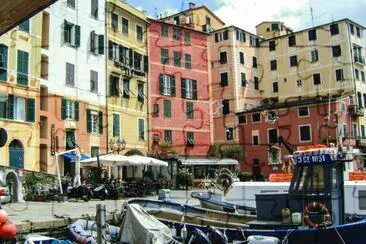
[178,157,238,165]
[63,153,90,162]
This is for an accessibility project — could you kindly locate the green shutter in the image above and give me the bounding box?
[98,111,103,134]
[0,45,8,81]
[74,101,79,121]
[86,109,91,133]
[17,50,28,86]
[160,74,164,95]
[171,76,176,96]
[26,98,35,122]
[119,45,124,63]
[8,94,14,119]
[98,35,104,54]
[138,119,144,140]
[0,94,6,118]
[129,48,133,67]
[75,25,81,47]
[193,80,197,100]
[61,98,66,120]
[113,114,119,137]
[108,41,113,60]
[186,102,193,119]
[181,78,186,98]
[144,55,148,72]
[63,20,68,43]
[164,100,171,117]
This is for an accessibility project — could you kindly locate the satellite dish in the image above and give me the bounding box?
[0,128,8,147]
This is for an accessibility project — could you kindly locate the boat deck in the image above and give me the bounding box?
[248,220,301,230]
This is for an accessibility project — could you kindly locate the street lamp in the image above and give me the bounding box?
[109,138,126,154]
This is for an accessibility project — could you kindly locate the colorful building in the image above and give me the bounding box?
[106,0,149,179]
[0,13,43,201]
[40,0,107,177]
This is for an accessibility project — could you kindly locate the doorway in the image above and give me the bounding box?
[9,139,24,169]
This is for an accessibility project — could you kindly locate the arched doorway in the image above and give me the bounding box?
[9,139,24,169]
[5,172,18,203]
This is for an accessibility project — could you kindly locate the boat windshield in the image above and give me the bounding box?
[293,165,324,193]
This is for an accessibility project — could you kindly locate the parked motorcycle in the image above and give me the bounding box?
[92,185,108,200]
[62,179,92,202]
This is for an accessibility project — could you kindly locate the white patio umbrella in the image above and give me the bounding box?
[73,148,81,187]
[80,154,133,167]
[127,155,168,167]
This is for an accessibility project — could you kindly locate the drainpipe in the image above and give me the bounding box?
[104,1,109,154]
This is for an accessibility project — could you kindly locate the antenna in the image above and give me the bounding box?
[309,0,314,27]
[154,7,158,19]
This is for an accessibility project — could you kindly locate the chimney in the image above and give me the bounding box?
[189,2,196,9]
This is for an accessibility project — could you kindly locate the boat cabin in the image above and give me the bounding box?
[250,147,349,229]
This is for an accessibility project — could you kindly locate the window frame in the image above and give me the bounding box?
[290,55,298,67]
[112,113,120,137]
[313,73,321,85]
[252,113,261,123]
[298,106,309,117]
[270,60,277,71]
[122,17,129,35]
[299,124,312,142]
[136,24,143,42]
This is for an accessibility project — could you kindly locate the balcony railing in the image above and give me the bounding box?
[349,104,365,117]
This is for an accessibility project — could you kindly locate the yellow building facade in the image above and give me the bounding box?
[106,0,149,156]
[0,13,42,171]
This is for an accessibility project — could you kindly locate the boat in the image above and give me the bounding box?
[130,146,366,243]
[24,235,72,244]
[127,198,255,229]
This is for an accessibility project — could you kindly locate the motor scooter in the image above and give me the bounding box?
[92,184,108,200]
[62,178,92,202]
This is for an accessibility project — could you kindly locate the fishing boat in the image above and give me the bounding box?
[131,146,366,243]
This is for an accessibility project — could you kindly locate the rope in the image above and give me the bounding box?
[333,226,346,244]
[282,229,295,244]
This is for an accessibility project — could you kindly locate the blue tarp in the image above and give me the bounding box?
[63,153,90,162]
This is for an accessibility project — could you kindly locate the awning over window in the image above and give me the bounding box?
[63,153,90,162]
[178,157,238,165]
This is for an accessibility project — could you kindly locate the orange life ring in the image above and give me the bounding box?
[304,202,331,228]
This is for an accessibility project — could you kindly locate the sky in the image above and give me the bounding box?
[127,0,366,34]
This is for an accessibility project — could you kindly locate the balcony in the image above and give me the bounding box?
[354,55,365,65]
[349,104,364,117]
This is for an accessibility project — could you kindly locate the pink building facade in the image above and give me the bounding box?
[147,20,212,157]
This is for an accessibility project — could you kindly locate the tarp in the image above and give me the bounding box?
[120,203,178,244]
[63,153,89,162]
[178,157,238,165]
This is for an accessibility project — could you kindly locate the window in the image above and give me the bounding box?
[238,115,246,124]
[91,0,98,19]
[272,82,278,93]
[252,131,259,145]
[86,110,102,134]
[63,20,80,47]
[138,118,145,140]
[311,49,319,62]
[332,45,341,57]
[136,25,143,41]
[269,40,276,51]
[239,52,244,64]
[161,24,168,38]
[298,106,309,117]
[109,75,120,96]
[123,79,130,98]
[0,45,8,81]
[186,101,194,119]
[111,13,118,31]
[187,132,195,147]
[66,62,74,86]
[353,45,363,63]
[271,23,279,31]
[297,79,302,87]
[353,123,359,138]
[137,83,144,103]
[288,35,296,46]
[313,73,321,85]
[160,74,175,96]
[133,51,143,71]
[330,23,339,35]
[219,51,227,64]
[290,55,297,67]
[122,17,129,34]
[362,71,365,82]
[356,27,361,37]
[299,125,311,142]
[152,104,159,116]
[108,41,118,60]
[13,96,25,121]
[161,48,169,64]
[184,32,190,44]
[173,27,181,40]
[355,69,360,80]
[236,30,246,42]
[164,100,171,117]
[250,36,258,46]
[308,29,317,41]
[90,31,104,54]
[174,51,181,67]
[185,54,191,69]
[241,73,247,87]
[252,113,261,123]
[268,129,278,144]
[181,78,197,99]
[254,76,259,90]
[252,56,257,68]
[90,70,98,92]
[222,99,230,115]
[361,125,366,138]
[270,60,277,71]
[220,72,228,87]
[226,128,234,140]
[364,94,366,108]
[350,23,354,35]
[17,50,29,86]
[19,20,30,32]
[67,0,75,8]
[214,30,229,42]
[336,69,344,81]
[112,113,120,137]
[164,130,172,142]
[91,146,99,157]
